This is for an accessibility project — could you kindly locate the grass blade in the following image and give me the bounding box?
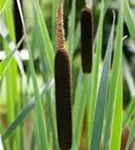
[0,50,15,80]
[73,70,91,149]
[68,0,76,56]
[1,79,54,140]
[0,36,24,79]
[123,57,135,97]
[109,67,123,150]
[0,0,8,14]
[123,56,135,126]
[34,2,54,73]
[125,119,135,150]
[3,2,19,149]
[16,0,49,149]
[0,18,25,78]
[124,0,135,42]
[91,13,115,150]
[103,0,123,149]
[87,1,104,149]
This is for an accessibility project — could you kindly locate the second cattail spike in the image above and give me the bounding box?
[80,6,94,73]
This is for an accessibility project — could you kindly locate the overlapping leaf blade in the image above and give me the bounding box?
[91,14,115,150]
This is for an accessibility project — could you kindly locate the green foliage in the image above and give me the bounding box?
[0,0,8,13]
[0,0,135,150]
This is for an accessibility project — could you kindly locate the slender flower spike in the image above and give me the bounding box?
[55,0,72,150]
[56,0,65,51]
[80,6,94,73]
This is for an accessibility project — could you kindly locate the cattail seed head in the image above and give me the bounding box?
[55,1,72,149]
[80,6,94,73]
[55,50,72,150]
[56,0,65,50]
[13,0,23,50]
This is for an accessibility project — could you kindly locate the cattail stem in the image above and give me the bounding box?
[80,6,94,73]
[55,50,72,150]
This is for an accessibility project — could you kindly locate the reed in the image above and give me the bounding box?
[1,0,135,150]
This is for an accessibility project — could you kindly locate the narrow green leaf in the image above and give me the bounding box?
[0,50,15,80]
[68,0,76,56]
[0,36,25,80]
[124,98,135,126]
[87,1,104,149]
[32,3,58,148]
[125,119,135,150]
[16,0,49,149]
[91,14,115,150]
[124,0,135,42]
[103,0,123,149]
[0,0,8,13]
[123,57,135,126]
[109,67,123,150]
[73,70,91,148]
[1,79,54,140]
[34,2,54,72]
[104,0,111,13]
[74,22,81,51]
[3,3,19,150]
[123,57,135,97]
[0,18,26,78]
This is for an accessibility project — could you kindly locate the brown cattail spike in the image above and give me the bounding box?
[13,0,23,50]
[80,6,94,73]
[55,50,72,150]
[56,0,65,50]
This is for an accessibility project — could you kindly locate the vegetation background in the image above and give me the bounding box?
[0,0,135,150]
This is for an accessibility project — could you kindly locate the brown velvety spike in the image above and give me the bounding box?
[55,50,72,150]
[13,0,23,50]
[80,6,94,73]
[56,0,65,50]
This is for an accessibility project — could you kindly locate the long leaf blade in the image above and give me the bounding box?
[1,79,54,140]
[91,14,115,150]
[103,0,123,148]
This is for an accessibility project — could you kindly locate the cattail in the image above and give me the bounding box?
[13,0,23,50]
[55,50,72,150]
[55,0,72,150]
[80,6,94,73]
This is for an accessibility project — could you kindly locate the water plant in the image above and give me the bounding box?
[0,0,135,150]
